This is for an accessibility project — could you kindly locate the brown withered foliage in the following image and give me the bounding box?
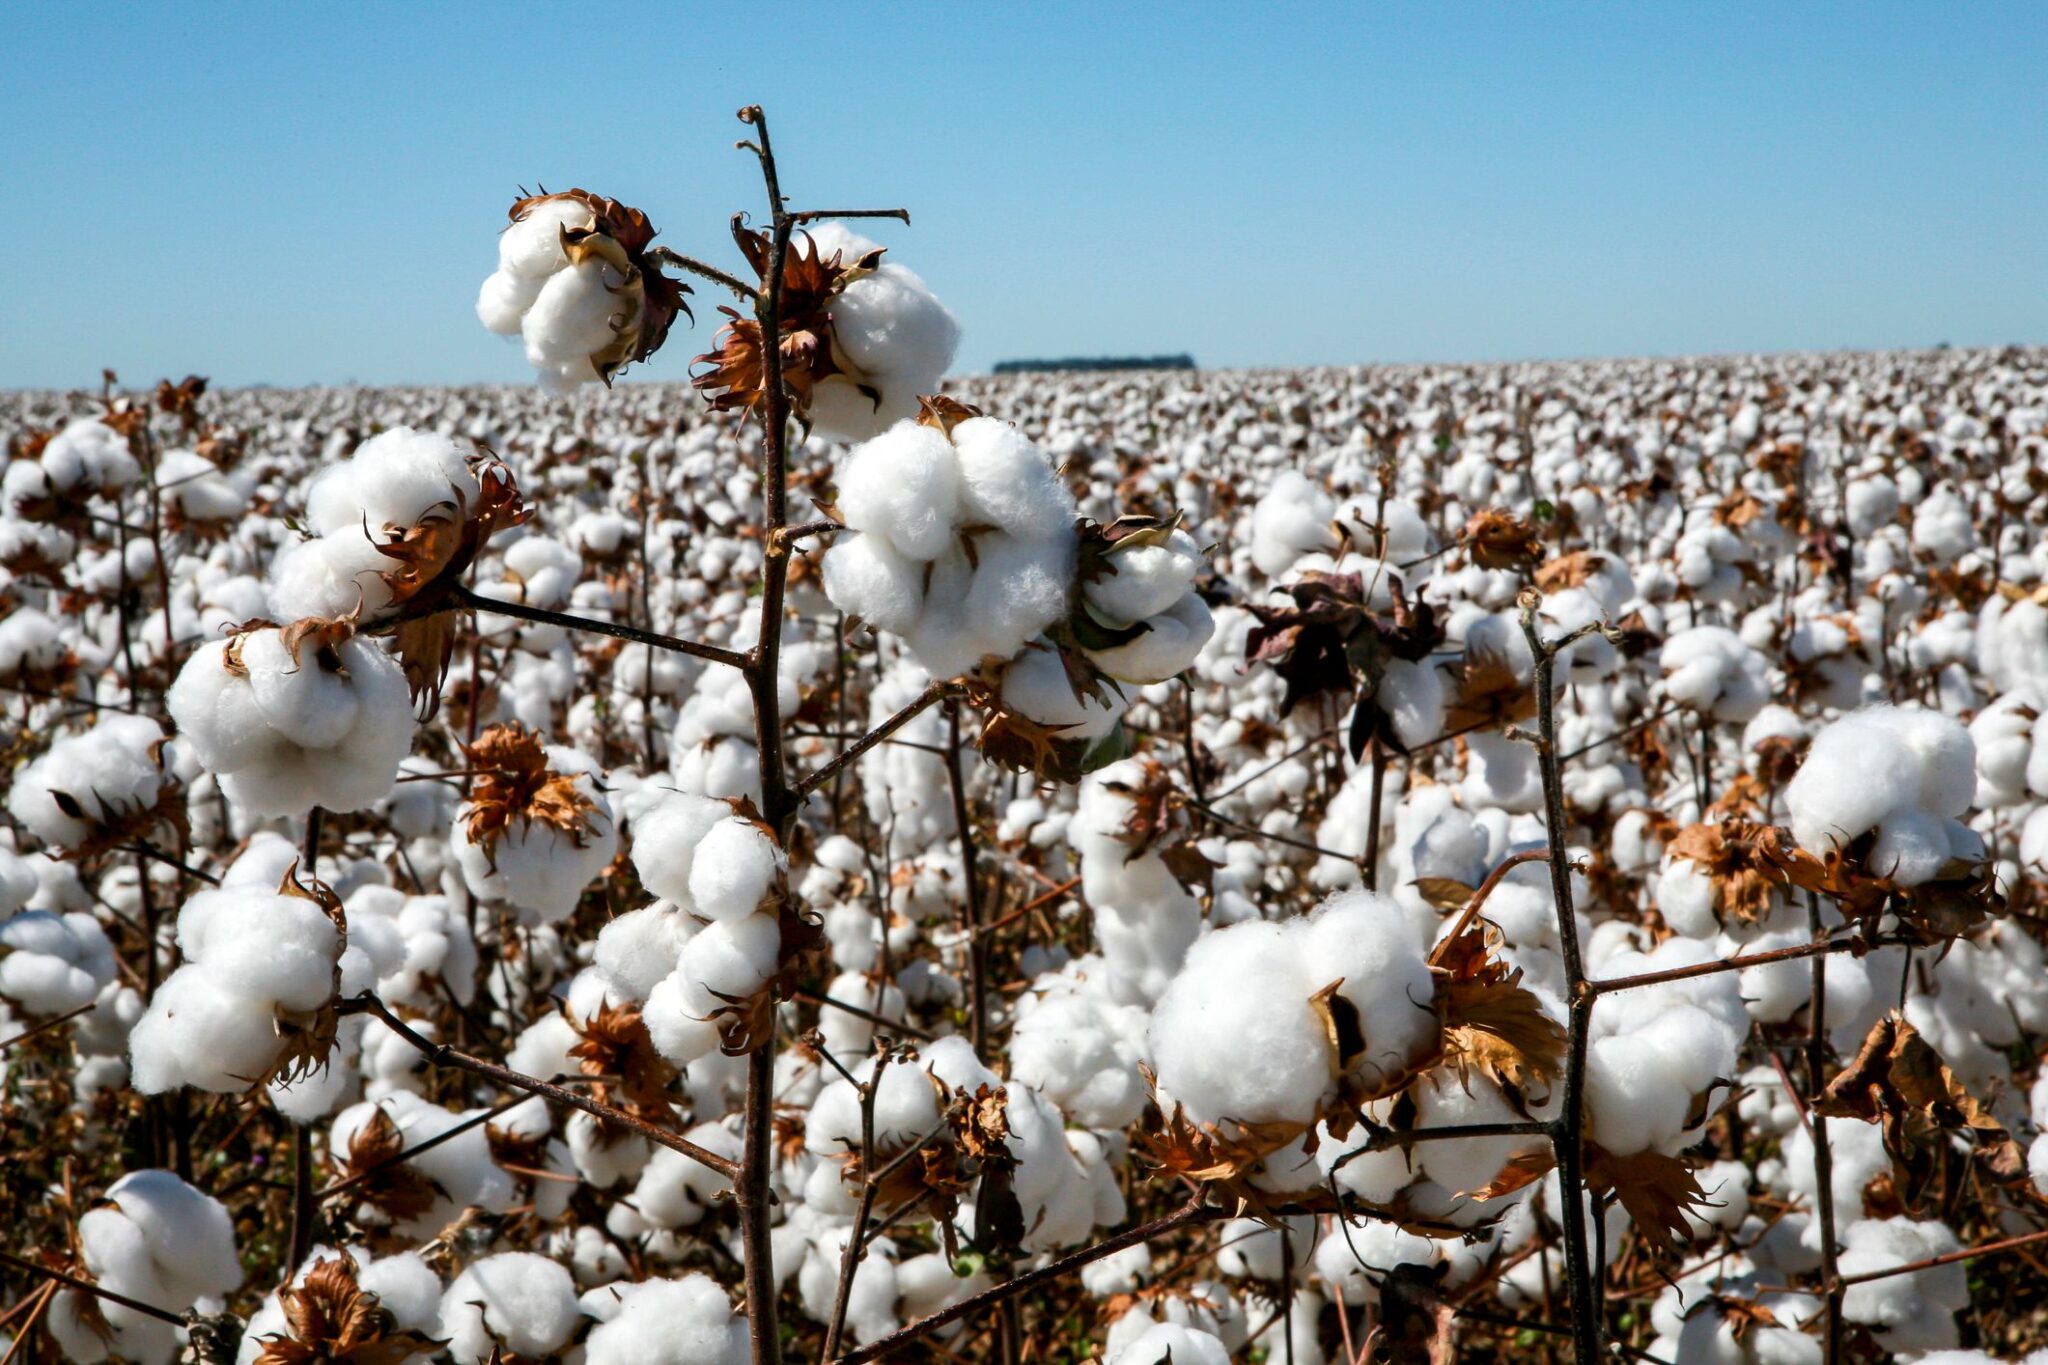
[1458,509,1544,572]
[693,223,883,420]
[963,651,1130,785]
[1097,758,1217,894]
[1245,571,1445,758]
[1441,638,1536,737]
[154,374,208,431]
[1370,1261,1458,1365]
[1426,903,1568,1109]
[564,999,679,1132]
[458,723,606,870]
[1665,819,1810,927]
[255,1253,444,1364]
[504,189,691,385]
[1817,1011,2027,1197]
[373,453,532,716]
[334,1105,443,1228]
[1584,1143,1714,1260]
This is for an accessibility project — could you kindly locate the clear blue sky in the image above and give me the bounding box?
[3,3,2042,388]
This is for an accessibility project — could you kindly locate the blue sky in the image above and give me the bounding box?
[2,3,2042,388]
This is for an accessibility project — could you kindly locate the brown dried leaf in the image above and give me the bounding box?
[258,1253,446,1364]
[1584,1143,1712,1260]
[1817,1011,2027,1187]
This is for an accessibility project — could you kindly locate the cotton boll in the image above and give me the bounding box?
[583,1273,749,1365]
[595,905,695,1001]
[629,789,732,907]
[687,818,786,922]
[1090,592,1216,685]
[238,628,361,748]
[962,531,1079,658]
[950,417,1079,541]
[1001,645,1128,742]
[523,258,633,393]
[0,910,116,1015]
[1108,1321,1231,1365]
[1784,707,1979,879]
[1837,1217,1966,1354]
[7,715,168,848]
[1249,471,1338,579]
[1085,529,1204,628]
[1149,920,1330,1126]
[836,421,963,560]
[820,532,926,633]
[439,1252,580,1363]
[1300,891,1438,1092]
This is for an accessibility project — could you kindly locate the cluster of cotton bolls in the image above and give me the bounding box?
[17,334,2048,1364]
[1784,705,1982,885]
[48,1171,241,1365]
[820,413,1080,680]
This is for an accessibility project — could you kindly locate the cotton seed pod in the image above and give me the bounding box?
[479,189,690,393]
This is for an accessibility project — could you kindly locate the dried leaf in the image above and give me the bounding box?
[1584,1143,1713,1260]
[1817,1011,2027,1189]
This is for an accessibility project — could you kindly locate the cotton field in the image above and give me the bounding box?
[6,114,2048,1365]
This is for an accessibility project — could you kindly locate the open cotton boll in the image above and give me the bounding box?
[129,883,342,1094]
[522,257,634,394]
[686,818,786,921]
[820,532,926,633]
[1089,592,1216,685]
[1838,1217,1967,1354]
[49,1169,240,1365]
[452,744,618,923]
[1108,1321,1232,1365]
[594,905,695,1001]
[40,416,141,492]
[1149,920,1330,1126]
[6,715,167,848]
[0,606,64,680]
[1249,470,1338,579]
[329,1093,515,1238]
[949,417,1079,541]
[1009,975,1151,1129]
[483,196,585,300]
[1784,707,1977,881]
[0,910,117,1014]
[1085,528,1204,628]
[1002,645,1128,742]
[630,1124,743,1229]
[1658,625,1771,721]
[836,420,963,560]
[583,1273,749,1365]
[304,425,478,544]
[439,1252,581,1363]
[802,222,961,444]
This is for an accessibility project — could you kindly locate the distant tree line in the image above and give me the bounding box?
[991,354,1196,374]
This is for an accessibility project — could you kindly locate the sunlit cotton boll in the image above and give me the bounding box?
[799,221,961,443]
[437,1252,581,1363]
[168,629,415,818]
[582,1273,749,1365]
[1782,706,1978,884]
[5,714,168,849]
[47,1170,241,1365]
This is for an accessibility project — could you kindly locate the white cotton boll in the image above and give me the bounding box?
[1838,1217,1966,1354]
[583,1273,749,1365]
[676,913,781,1006]
[951,417,1079,541]
[304,426,476,541]
[1658,626,1770,721]
[1654,860,1721,939]
[1085,529,1204,628]
[1869,807,1954,886]
[522,257,631,393]
[355,1252,442,1334]
[237,628,361,749]
[687,818,786,921]
[1001,645,1127,742]
[962,531,1079,657]
[595,906,695,1002]
[1300,891,1438,1093]
[1108,1322,1231,1365]
[643,969,724,1066]
[0,607,64,680]
[1149,920,1329,1126]
[1784,707,1977,871]
[630,789,731,906]
[1009,979,1150,1129]
[7,716,167,848]
[1249,470,1338,578]
[820,532,926,633]
[438,1252,580,1363]
[42,416,141,491]
[477,267,544,334]
[103,1170,243,1303]
[0,910,116,1015]
[631,1124,743,1229]
[493,197,584,282]
[1090,592,1216,685]
[836,421,963,560]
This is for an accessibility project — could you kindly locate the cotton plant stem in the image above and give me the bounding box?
[343,994,738,1178]
[1806,892,1843,1364]
[1361,741,1387,891]
[795,679,952,798]
[737,100,795,1365]
[452,583,749,670]
[0,1001,97,1053]
[945,701,989,1053]
[1519,595,1604,1365]
[822,1048,895,1360]
[0,1249,187,1326]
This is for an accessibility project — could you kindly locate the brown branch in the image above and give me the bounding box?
[795,679,953,799]
[453,584,749,670]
